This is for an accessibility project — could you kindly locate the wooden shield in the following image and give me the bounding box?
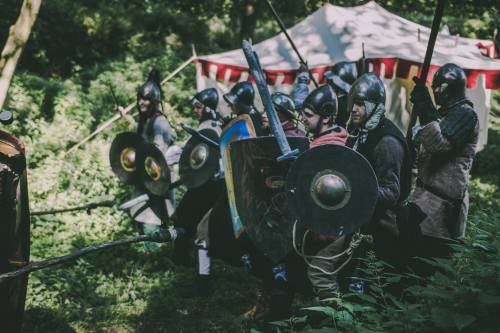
[0,130,30,333]
[230,136,310,262]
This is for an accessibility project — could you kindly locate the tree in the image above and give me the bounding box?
[0,0,42,110]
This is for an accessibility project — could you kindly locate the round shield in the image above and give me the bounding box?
[230,136,310,262]
[179,128,220,189]
[109,132,143,185]
[286,144,378,236]
[136,142,171,196]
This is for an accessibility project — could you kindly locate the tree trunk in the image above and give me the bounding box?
[0,0,42,111]
[240,0,259,42]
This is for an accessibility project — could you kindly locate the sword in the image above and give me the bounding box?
[406,0,446,142]
[31,198,115,216]
[0,227,185,284]
[242,40,299,162]
[265,0,319,88]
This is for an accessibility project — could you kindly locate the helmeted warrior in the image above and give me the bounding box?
[325,61,358,128]
[296,84,351,300]
[191,88,220,125]
[302,84,348,145]
[410,63,478,244]
[347,72,411,270]
[271,92,305,137]
[223,81,269,135]
[172,88,223,273]
[119,69,177,252]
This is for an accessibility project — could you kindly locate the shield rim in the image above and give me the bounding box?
[179,128,221,189]
[136,142,172,196]
[286,144,378,236]
[109,132,143,185]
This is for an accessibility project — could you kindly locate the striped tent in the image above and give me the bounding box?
[195,1,500,149]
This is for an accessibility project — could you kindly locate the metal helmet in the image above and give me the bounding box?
[347,72,385,113]
[431,63,467,107]
[137,69,162,115]
[303,85,338,118]
[223,81,255,115]
[191,88,219,120]
[325,61,358,94]
[271,92,298,120]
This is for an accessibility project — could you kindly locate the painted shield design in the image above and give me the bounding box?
[220,114,256,238]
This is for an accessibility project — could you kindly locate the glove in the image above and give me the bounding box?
[298,62,308,73]
[410,77,438,125]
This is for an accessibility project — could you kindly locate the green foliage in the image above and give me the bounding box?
[1,1,497,78]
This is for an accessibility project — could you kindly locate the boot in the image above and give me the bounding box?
[242,288,270,321]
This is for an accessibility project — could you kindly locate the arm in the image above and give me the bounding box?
[416,105,478,154]
[118,106,136,130]
[415,121,453,154]
[372,136,404,207]
[153,117,177,153]
[291,71,310,111]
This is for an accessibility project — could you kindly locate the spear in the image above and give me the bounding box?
[31,198,115,216]
[0,228,185,284]
[265,0,319,88]
[406,0,446,142]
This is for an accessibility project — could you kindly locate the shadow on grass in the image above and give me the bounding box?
[134,260,259,333]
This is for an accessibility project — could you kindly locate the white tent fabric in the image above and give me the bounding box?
[195,1,500,149]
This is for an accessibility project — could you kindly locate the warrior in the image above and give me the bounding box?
[191,81,268,295]
[118,69,177,252]
[242,85,348,321]
[410,63,478,250]
[346,72,411,271]
[299,84,350,300]
[172,88,224,267]
[271,92,305,137]
[324,61,359,128]
[223,81,269,135]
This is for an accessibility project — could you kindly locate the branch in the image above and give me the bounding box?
[0,0,42,110]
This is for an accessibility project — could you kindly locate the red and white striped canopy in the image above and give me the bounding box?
[196,1,499,89]
[195,1,499,149]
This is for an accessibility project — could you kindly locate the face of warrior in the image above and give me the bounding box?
[303,107,322,134]
[350,102,367,127]
[138,97,152,114]
[432,83,448,108]
[192,100,205,121]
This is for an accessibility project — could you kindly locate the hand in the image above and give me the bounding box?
[117,106,126,118]
[298,62,308,73]
[410,76,432,104]
[410,77,438,125]
[261,112,270,129]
